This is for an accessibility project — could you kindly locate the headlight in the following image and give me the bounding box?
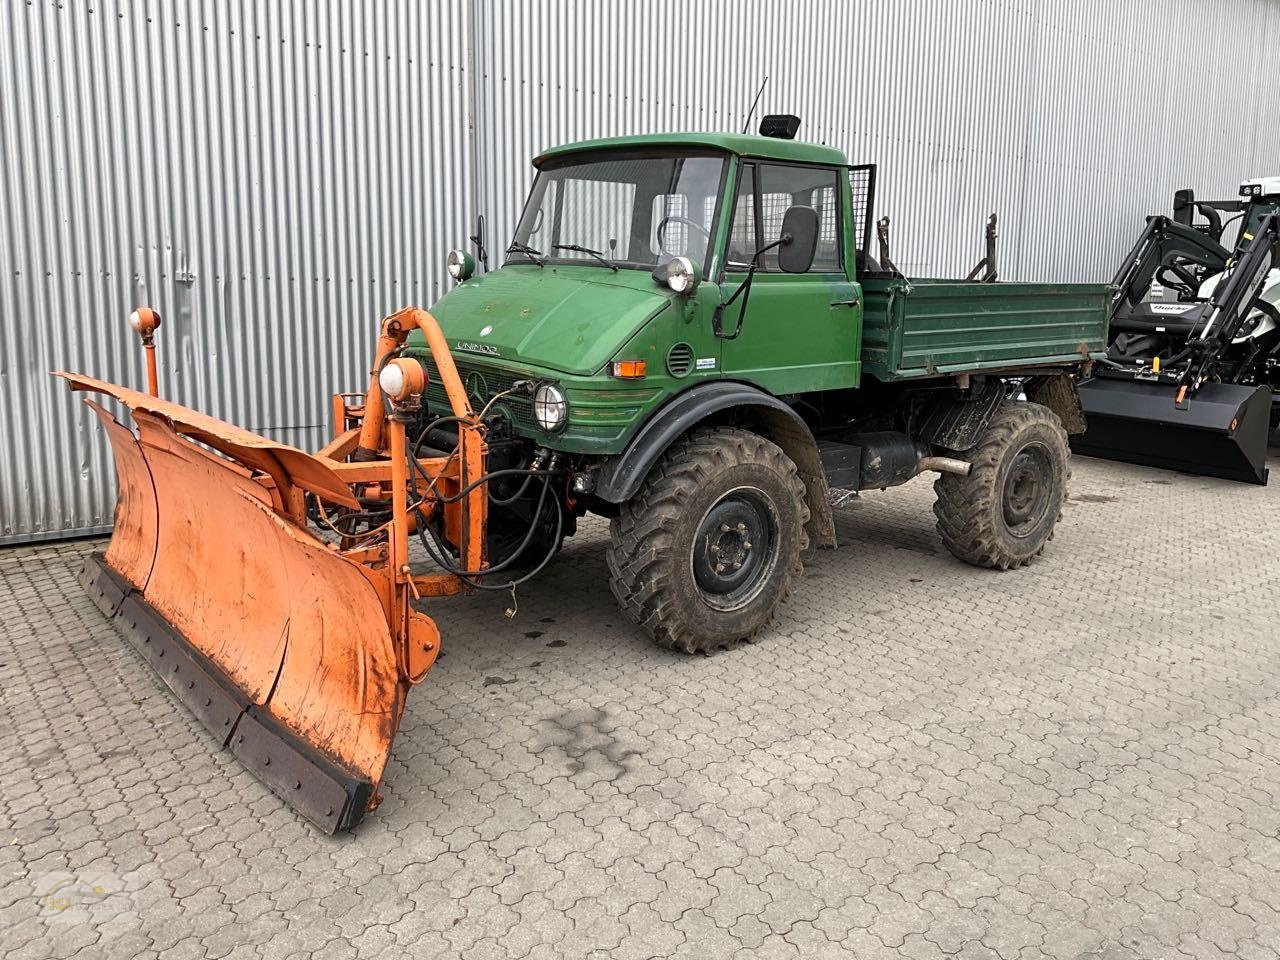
[663,256,701,294]
[532,383,568,432]
[379,358,427,402]
[447,248,475,281]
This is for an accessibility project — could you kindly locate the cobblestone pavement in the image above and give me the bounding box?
[4,452,1280,960]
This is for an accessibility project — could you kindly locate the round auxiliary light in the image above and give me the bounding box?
[128,306,161,336]
[379,358,428,402]
[664,256,701,295]
[532,383,568,432]
[446,249,475,281]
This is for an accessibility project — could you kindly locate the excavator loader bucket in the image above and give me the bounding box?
[1073,377,1271,484]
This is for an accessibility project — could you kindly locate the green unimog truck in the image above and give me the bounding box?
[407,121,1109,652]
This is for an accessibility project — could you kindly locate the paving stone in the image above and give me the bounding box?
[4,453,1280,958]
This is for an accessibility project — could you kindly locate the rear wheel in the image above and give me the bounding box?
[933,401,1070,570]
[606,427,809,653]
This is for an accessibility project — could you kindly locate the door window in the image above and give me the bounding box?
[726,162,843,273]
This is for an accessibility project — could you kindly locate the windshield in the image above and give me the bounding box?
[1234,199,1280,255]
[509,153,727,270]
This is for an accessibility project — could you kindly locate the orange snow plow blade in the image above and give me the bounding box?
[57,307,486,832]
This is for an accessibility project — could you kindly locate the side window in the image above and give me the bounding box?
[726,163,758,271]
[809,185,840,271]
[755,163,843,273]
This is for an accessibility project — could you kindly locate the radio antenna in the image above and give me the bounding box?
[740,75,769,134]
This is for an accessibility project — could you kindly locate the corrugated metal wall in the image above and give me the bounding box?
[473,0,1280,280]
[5,0,1280,543]
[1,0,475,542]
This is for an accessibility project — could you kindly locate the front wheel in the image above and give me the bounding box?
[606,427,809,653]
[933,401,1070,570]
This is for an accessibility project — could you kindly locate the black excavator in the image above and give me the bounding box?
[1072,178,1280,484]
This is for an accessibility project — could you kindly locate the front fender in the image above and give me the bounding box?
[592,381,837,550]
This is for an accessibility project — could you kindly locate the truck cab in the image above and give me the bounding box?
[408,126,1107,651]
[413,132,871,455]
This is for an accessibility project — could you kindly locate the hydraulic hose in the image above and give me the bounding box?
[413,477,564,589]
[405,412,567,588]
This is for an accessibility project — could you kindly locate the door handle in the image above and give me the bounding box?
[830,298,859,307]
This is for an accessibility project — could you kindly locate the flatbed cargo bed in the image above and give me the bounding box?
[860,277,1111,382]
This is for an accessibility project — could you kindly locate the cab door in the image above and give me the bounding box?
[717,160,861,395]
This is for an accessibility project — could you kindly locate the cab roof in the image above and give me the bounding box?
[1241,176,1280,197]
[534,131,848,167]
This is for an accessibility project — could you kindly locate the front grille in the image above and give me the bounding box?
[418,357,535,429]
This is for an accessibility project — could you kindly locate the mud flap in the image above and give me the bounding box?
[1072,377,1271,485]
[78,398,407,832]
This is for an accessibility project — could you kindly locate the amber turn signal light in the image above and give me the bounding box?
[611,360,647,379]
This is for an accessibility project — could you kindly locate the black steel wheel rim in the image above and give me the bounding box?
[1001,441,1053,536]
[691,486,779,611]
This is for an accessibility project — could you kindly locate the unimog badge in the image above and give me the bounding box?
[456,341,500,356]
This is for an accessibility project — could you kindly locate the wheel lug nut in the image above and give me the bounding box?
[736,522,746,533]
[715,563,726,574]
[720,523,731,533]
[732,560,742,570]
[709,544,720,555]
[742,541,751,551]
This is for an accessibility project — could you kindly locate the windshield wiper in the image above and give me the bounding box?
[506,241,545,266]
[553,243,619,271]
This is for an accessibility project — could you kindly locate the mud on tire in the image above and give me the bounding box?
[606,427,809,653]
[933,401,1070,570]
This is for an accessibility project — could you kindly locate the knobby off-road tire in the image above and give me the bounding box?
[933,401,1070,570]
[606,427,810,653]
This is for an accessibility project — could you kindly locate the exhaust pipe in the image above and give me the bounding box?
[916,455,971,477]
[849,432,972,489]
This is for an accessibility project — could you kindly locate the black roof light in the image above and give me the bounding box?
[759,114,801,140]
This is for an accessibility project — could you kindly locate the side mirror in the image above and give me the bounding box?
[1172,189,1195,227]
[777,205,819,273]
[712,205,820,339]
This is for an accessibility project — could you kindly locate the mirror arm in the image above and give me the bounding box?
[713,235,789,340]
[469,214,489,271]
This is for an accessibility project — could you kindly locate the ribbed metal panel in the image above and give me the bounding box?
[6,0,1280,542]
[474,0,1280,283]
[1,0,473,542]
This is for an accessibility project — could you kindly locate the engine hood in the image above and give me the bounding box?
[423,264,675,376]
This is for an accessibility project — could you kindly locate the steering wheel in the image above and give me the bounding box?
[656,215,712,254]
[1156,261,1200,299]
